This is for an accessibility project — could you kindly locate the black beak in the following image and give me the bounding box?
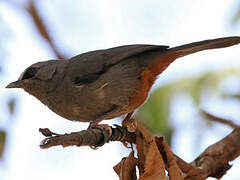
[6,80,24,88]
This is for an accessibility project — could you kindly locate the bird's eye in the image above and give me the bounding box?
[21,67,38,80]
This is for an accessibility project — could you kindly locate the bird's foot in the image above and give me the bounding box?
[88,121,107,129]
[88,122,112,136]
[88,121,98,129]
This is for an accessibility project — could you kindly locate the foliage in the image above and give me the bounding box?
[0,131,6,160]
[0,14,16,162]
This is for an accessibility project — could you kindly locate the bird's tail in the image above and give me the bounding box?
[167,36,240,58]
[149,36,240,75]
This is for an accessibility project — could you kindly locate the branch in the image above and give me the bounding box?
[39,126,136,149]
[25,0,67,59]
[201,110,239,128]
[39,125,240,179]
[156,128,240,179]
[191,127,240,179]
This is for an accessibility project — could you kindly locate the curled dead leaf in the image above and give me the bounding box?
[136,124,166,180]
[114,151,138,180]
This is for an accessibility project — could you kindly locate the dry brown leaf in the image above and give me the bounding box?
[113,151,138,180]
[136,124,153,174]
[137,123,154,142]
[136,124,166,180]
[156,137,183,180]
[139,141,166,180]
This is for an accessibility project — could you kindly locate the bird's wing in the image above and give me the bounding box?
[98,44,169,65]
[68,45,169,85]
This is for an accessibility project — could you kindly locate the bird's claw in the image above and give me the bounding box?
[122,117,137,132]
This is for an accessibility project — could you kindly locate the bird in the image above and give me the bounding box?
[6,36,240,126]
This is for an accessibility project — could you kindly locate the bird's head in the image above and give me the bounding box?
[6,60,66,101]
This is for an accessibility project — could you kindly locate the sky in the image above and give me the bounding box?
[1,0,240,179]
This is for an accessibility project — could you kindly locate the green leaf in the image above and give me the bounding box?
[181,73,220,106]
[136,84,174,144]
[175,77,203,106]
[0,130,6,160]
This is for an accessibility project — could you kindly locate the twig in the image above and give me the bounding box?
[25,0,66,59]
[39,126,136,149]
[173,155,205,177]
[6,0,67,59]
[201,110,239,129]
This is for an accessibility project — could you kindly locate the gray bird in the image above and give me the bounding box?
[6,37,240,125]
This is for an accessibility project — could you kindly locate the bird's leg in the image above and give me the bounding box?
[88,116,105,129]
[122,111,137,132]
[88,120,101,129]
[88,116,109,129]
[123,111,134,122]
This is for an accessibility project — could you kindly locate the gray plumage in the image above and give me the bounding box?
[6,36,240,124]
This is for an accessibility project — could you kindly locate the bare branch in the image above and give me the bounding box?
[25,0,66,59]
[155,128,240,179]
[191,127,240,178]
[39,126,136,149]
[173,155,205,178]
[201,110,239,129]
[39,125,240,179]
